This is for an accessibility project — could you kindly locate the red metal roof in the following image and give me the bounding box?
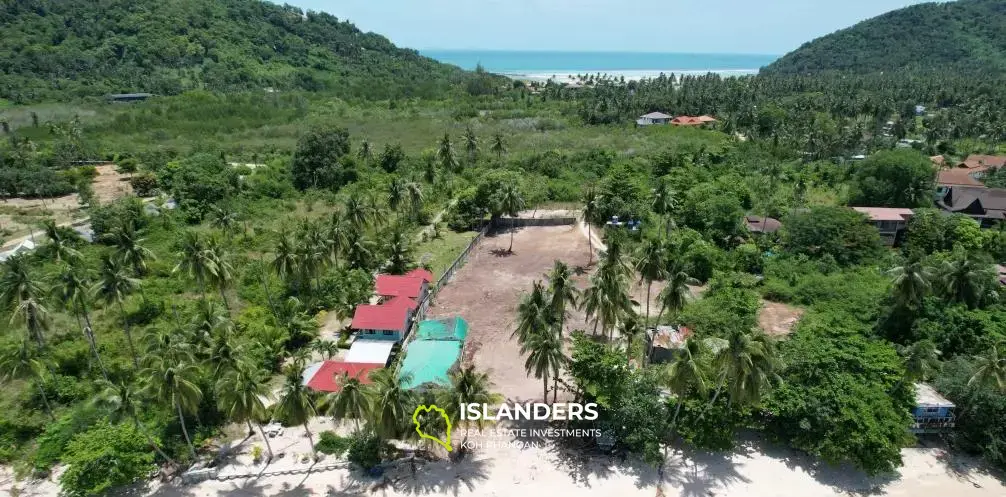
[375,274,426,298]
[938,169,985,187]
[405,268,434,283]
[306,361,381,393]
[351,304,410,332]
[852,207,915,222]
[671,116,704,126]
[386,295,418,311]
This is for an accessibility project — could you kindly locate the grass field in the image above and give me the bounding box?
[414,229,479,278]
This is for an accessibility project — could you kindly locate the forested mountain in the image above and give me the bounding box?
[764,0,1006,74]
[0,0,485,102]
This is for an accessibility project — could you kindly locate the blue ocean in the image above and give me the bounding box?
[421,50,778,80]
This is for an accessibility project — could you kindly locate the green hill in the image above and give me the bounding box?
[0,0,478,102]
[764,0,1006,74]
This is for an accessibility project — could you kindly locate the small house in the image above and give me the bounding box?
[851,207,914,246]
[351,300,412,342]
[302,361,382,393]
[637,112,673,126]
[344,340,396,366]
[106,93,153,103]
[911,383,955,434]
[647,326,692,364]
[745,216,782,235]
[375,273,431,302]
[937,186,1006,228]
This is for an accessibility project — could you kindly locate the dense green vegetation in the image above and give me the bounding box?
[0,0,504,103]
[764,0,1006,74]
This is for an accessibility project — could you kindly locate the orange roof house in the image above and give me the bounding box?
[957,155,1006,171]
[671,116,704,126]
[937,169,985,188]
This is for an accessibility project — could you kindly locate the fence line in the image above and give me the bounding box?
[501,217,577,228]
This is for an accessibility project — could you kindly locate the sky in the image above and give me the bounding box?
[293,0,936,55]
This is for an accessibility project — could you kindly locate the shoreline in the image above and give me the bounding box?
[501,68,759,82]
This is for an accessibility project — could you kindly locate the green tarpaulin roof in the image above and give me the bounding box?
[399,340,462,389]
[416,317,469,341]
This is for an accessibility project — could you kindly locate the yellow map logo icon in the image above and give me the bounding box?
[413,404,453,452]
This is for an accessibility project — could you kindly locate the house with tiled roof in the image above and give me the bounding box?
[956,155,1006,172]
[937,186,1006,228]
[637,112,673,126]
[852,207,915,246]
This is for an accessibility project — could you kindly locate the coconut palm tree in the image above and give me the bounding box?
[384,229,413,275]
[582,187,600,265]
[514,281,551,344]
[583,254,633,342]
[327,374,369,429]
[0,337,54,419]
[366,368,416,440]
[437,365,499,438]
[937,254,996,309]
[490,133,507,160]
[272,228,299,289]
[174,231,215,299]
[345,232,375,271]
[462,127,479,164]
[358,140,373,162]
[387,179,406,212]
[210,206,239,240]
[889,261,933,309]
[634,237,667,326]
[274,362,320,459]
[651,183,678,235]
[497,183,525,253]
[52,264,107,380]
[310,338,340,360]
[968,342,1006,393]
[40,219,82,263]
[545,261,579,339]
[703,329,780,418]
[0,253,49,348]
[327,213,350,268]
[204,320,242,378]
[655,263,699,326]
[437,133,459,172]
[405,181,424,223]
[205,237,234,310]
[620,314,644,364]
[217,363,272,455]
[94,254,141,368]
[344,195,374,232]
[665,338,707,429]
[901,339,942,384]
[521,326,565,403]
[94,379,176,464]
[142,354,204,461]
[108,221,155,276]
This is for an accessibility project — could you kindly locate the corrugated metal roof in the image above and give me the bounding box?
[351,304,409,332]
[305,361,381,393]
[851,207,915,222]
[375,274,426,298]
[344,340,395,365]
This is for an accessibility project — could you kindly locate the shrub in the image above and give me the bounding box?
[59,422,156,497]
[315,431,352,456]
[130,173,158,197]
[347,431,382,469]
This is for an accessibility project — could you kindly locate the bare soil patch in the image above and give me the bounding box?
[758,301,804,337]
[427,225,592,402]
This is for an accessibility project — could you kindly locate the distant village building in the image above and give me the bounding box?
[937,186,1006,228]
[106,93,153,103]
[852,207,914,246]
[745,216,782,234]
[636,112,673,126]
[671,115,717,127]
[911,383,955,434]
[647,325,692,364]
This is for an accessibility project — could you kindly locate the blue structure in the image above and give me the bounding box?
[911,383,955,434]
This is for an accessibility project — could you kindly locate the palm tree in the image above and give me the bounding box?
[405,181,424,223]
[490,133,507,160]
[0,254,49,348]
[582,187,600,265]
[40,219,81,263]
[274,362,320,459]
[205,237,234,310]
[94,379,175,464]
[901,339,942,384]
[0,337,54,419]
[634,237,667,326]
[583,253,633,342]
[385,229,414,275]
[327,213,350,268]
[310,338,340,360]
[514,281,551,344]
[108,221,155,276]
[655,263,699,326]
[367,368,418,440]
[889,261,933,309]
[651,183,678,235]
[142,354,204,461]
[358,140,373,162]
[620,314,644,364]
[497,183,525,253]
[938,255,995,308]
[174,231,215,299]
[437,365,499,438]
[52,264,107,380]
[665,338,707,429]
[545,261,579,339]
[387,179,406,212]
[94,254,141,368]
[968,342,1006,393]
[327,374,369,429]
[437,133,459,172]
[217,363,273,458]
[345,233,375,271]
[204,320,242,378]
[344,195,374,232]
[521,325,565,403]
[272,229,299,289]
[462,127,479,164]
[210,206,239,240]
[703,329,780,417]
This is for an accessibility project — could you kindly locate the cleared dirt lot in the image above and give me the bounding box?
[427,225,592,402]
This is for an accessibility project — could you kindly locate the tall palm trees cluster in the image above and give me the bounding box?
[888,253,998,311]
[514,261,579,402]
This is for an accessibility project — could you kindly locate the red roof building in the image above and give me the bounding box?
[386,295,418,311]
[352,303,411,333]
[405,268,434,283]
[957,155,1006,171]
[375,274,429,299]
[305,361,382,393]
[938,169,985,188]
[671,116,703,126]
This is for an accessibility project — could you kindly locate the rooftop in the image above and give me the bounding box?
[417,316,469,341]
[640,112,672,119]
[915,383,954,408]
[303,361,381,393]
[375,274,427,299]
[405,268,434,283]
[851,207,915,222]
[343,340,395,365]
[937,169,985,187]
[958,155,1006,171]
[649,326,692,350]
[399,340,462,389]
[745,216,782,234]
[351,303,410,332]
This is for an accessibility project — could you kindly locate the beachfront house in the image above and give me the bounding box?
[851,207,914,246]
[351,299,413,342]
[911,383,955,434]
[636,112,673,126]
[302,361,383,393]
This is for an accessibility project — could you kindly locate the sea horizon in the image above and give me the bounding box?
[421,49,779,81]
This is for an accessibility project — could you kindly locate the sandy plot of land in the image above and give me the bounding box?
[427,225,592,402]
[758,301,804,337]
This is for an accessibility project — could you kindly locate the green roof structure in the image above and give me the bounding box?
[416,316,469,341]
[399,340,462,389]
